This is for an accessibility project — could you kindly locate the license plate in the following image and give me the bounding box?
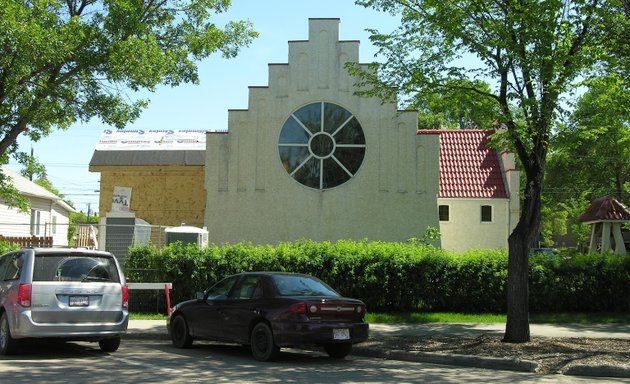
[69,295,89,307]
[333,328,350,340]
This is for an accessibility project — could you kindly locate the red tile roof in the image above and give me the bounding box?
[578,196,630,222]
[418,129,508,198]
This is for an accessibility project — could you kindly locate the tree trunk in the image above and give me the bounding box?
[503,169,544,343]
[504,224,532,342]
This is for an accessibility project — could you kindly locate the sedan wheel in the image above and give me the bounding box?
[324,343,352,359]
[250,323,279,362]
[99,336,121,353]
[0,312,17,355]
[170,315,193,348]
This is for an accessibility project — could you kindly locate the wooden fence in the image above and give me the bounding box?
[0,235,53,247]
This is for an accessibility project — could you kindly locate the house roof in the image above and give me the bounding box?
[89,130,207,167]
[418,129,508,198]
[578,196,630,223]
[90,150,205,167]
[0,166,76,213]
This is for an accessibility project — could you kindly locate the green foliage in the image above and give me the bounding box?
[366,312,507,324]
[15,152,46,183]
[529,251,630,312]
[414,79,501,130]
[125,241,630,313]
[547,74,629,202]
[0,240,20,254]
[0,0,257,158]
[543,73,629,245]
[0,169,28,212]
[352,0,626,341]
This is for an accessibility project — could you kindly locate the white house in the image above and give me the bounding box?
[0,166,76,246]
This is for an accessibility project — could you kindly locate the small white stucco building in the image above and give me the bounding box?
[421,130,520,252]
[204,18,519,248]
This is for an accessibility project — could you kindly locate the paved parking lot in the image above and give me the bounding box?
[1,339,627,383]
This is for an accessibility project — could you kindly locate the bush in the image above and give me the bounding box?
[124,241,630,313]
[0,241,20,255]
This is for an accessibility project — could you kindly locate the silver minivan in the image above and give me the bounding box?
[0,248,129,354]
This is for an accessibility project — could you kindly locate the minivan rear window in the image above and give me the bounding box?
[33,255,120,283]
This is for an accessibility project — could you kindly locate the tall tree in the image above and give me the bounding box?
[0,0,257,160]
[543,74,629,246]
[352,0,623,342]
[414,79,500,130]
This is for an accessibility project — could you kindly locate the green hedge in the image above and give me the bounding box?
[124,240,630,313]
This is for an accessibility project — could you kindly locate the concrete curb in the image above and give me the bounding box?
[564,364,630,379]
[352,347,539,373]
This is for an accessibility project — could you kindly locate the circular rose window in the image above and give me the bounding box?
[278,102,366,190]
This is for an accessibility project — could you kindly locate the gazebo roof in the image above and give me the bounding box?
[578,196,630,223]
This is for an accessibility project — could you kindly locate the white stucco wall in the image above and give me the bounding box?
[205,19,441,245]
[438,198,512,252]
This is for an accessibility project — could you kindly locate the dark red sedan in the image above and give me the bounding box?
[167,272,369,361]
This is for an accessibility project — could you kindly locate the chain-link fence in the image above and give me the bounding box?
[0,222,170,252]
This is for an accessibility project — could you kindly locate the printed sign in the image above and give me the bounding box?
[112,186,132,212]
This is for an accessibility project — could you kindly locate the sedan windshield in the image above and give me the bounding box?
[272,275,340,297]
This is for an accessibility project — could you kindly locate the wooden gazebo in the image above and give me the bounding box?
[578,196,630,256]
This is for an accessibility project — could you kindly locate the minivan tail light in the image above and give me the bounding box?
[18,283,32,307]
[121,285,129,309]
[287,302,306,314]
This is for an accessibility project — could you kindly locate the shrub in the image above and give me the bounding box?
[124,241,630,313]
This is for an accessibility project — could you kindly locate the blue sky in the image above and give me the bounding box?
[8,1,401,216]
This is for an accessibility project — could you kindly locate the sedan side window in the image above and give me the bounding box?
[206,276,238,300]
[229,276,262,300]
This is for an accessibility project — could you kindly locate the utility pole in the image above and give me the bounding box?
[29,147,34,181]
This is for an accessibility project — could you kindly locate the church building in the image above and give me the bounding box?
[90,18,520,253]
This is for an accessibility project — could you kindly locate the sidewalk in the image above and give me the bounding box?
[125,319,630,340]
[124,320,630,378]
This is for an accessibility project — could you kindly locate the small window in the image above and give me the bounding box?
[4,254,23,281]
[0,253,22,281]
[481,205,493,222]
[52,216,57,235]
[438,205,450,221]
[30,209,41,235]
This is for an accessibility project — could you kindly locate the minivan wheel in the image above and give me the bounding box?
[0,312,18,355]
[99,336,121,352]
[250,322,279,362]
[170,315,193,348]
[324,343,352,359]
